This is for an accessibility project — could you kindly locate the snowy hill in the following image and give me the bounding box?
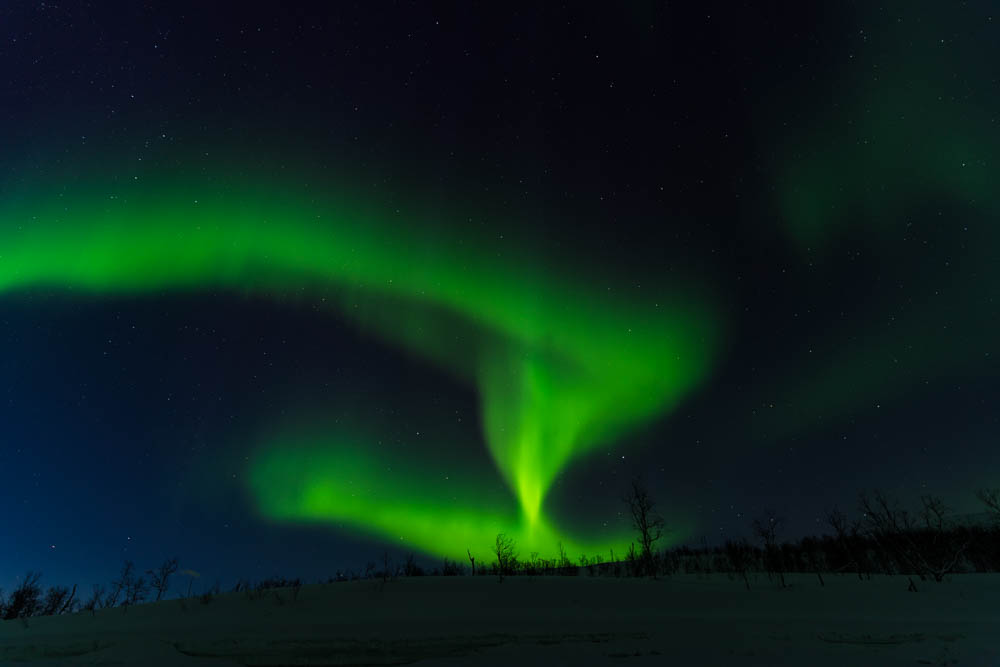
[1,574,998,665]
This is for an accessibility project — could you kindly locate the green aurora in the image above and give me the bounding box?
[746,1,1000,438]
[0,164,720,557]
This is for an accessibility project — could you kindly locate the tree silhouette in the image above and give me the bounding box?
[493,533,517,582]
[147,557,179,602]
[2,572,42,620]
[753,509,787,587]
[859,490,969,584]
[623,476,666,577]
[977,488,1000,523]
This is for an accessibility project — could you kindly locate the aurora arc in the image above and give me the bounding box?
[0,166,719,557]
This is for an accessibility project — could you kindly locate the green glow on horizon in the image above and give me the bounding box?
[247,433,645,559]
[0,164,718,556]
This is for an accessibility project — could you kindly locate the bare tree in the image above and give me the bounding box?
[493,533,517,582]
[624,542,640,577]
[752,509,787,587]
[623,476,666,577]
[556,541,574,575]
[442,557,464,576]
[724,539,753,590]
[919,494,971,579]
[124,573,148,607]
[467,548,476,576]
[40,584,77,616]
[404,553,423,576]
[110,560,147,610]
[825,507,870,580]
[2,572,43,620]
[859,490,969,583]
[382,551,393,583]
[82,584,106,613]
[60,584,77,614]
[147,557,179,602]
[977,488,1000,523]
[40,587,62,616]
[799,536,826,587]
[105,562,131,608]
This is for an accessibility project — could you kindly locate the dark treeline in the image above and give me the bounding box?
[3,487,999,622]
[329,486,1000,589]
[0,558,182,623]
[458,487,1000,591]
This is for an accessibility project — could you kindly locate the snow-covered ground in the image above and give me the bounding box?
[0,573,996,665]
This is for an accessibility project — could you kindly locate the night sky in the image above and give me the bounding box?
[2,2,998,591]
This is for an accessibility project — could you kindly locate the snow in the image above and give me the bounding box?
[1,573,996,665]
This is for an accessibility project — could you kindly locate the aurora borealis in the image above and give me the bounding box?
[0,164,717,556]
[2,2,998,587]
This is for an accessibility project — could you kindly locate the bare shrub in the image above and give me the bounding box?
[977,488,1000,523]
[147,557,179,602]
[442,558,464,576]
[404,552,424,577]
[859,490,969,583]
[724,539,754,590]
[3,572,43,619]
[381,551,393,583]
[625,542,640,577]
[111,561,148,610]
[245,576,301,601]
[106,561,132,608]
[753,509,787,588]
[556,542,576,575]
[40,584,77,616]
[493,533,518,582]
[125,575,148,607]
[826,507,871,579]
[82,585,106,614]
[199,579,221,605]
